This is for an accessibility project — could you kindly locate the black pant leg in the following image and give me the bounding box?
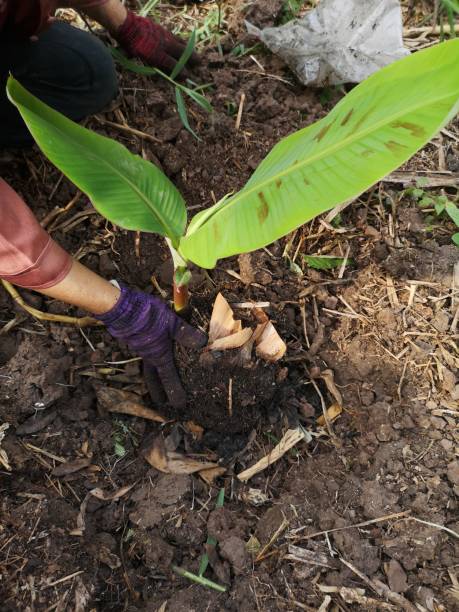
[0,22,118,148]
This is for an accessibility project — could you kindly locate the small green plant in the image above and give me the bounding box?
[231,42,262,57]
[7,40,459,311]
[408,184,459,245]
[138,0,160,18]
[173,488,226,592]
[303,255,353,270]
[111,29,213,141]
[112,418,138,458]
[440,0,458,39]
[279,0,305,25]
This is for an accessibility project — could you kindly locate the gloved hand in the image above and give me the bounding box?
[115,10,199,74]
[96,286,206,409]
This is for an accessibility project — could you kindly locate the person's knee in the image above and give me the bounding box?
[16,22,118,120]
[82,30,118,111]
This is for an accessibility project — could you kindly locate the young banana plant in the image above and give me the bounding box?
[7,39,459,312]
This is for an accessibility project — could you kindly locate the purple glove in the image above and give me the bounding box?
[96,286,206,409]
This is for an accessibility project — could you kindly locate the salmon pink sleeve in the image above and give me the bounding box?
[0,179,72,289]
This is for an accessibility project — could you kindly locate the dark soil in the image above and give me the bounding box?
[1,2,459,610]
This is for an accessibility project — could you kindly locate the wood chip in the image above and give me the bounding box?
[144,435,219,475]
[317,404,342,427]
[96,386,166,422]
[52,457,92,477]
[237,428,309,482]
[254,322,287,362]
[286,544,335,569]
[90,484,135,501]
[208,292,245,344]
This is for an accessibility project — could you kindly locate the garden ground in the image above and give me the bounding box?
[0,1,458,610]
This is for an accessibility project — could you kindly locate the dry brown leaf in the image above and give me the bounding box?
[166,453,220,475]
[199,466,226,485]
[96,386,166,422]
[246,535,261,556]
[237,428,308,482]
[241,488,270,506]
[320,369,343,407]
[208,294,286,361]
[90,483,135,501]
[69,492,91,536]
[255,322,287,362]
[185,421,204,441]
[317,403,343,426]
[52,457,92,477]
[0,423,11,472]
[253,307,269,324]
[209,293,241,343]
[208,328,253,351]
[144,435,169,472]
[144,435,219,475]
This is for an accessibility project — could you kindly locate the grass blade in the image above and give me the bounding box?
[303,255,352,270]
[171,29,197,80]
[138,0,160,17]
[110,47,157,75]
[175,87,200,141]
[182,86,213,113]
[198,488,225,577]
[172,566,227,592]
[110,48,213,117]
[442,0,459,13]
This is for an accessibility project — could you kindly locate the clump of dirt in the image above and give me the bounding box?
[175,349,278,434]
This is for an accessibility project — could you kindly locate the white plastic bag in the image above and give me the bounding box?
[246,0,409,86]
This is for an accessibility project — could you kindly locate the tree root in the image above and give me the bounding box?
[1,280,100,328]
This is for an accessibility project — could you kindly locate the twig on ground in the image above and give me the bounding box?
[406,516,459,539]
[235,92,246,131]
[1,280,99,328]
[306,368,339,445]
[228,378,233,417]
[256,515,289,562]
[94,115,162,143]
[404,24,459,36]
[383,170,458,188]
[340,558,418,612]
[237,427,309,482]
[41,570,84,590]
[338,244,351,279]
[41,191,82,230]
[299,299,310,348]
[289,510,411,540]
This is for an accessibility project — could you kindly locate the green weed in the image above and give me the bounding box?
[112,418,138,458]
[407,183,459,245]
[440,0,458,39]
[279,0,305,25]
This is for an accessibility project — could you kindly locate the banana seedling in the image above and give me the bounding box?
[7,40,459,311]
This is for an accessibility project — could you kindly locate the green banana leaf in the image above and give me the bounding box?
[6,77,187,243]
[180,40,459,268]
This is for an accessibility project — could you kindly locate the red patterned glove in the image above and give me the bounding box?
[115,10,199,74]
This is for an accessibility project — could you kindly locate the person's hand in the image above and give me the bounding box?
[96,286,206,409]
[115,10,199,74]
